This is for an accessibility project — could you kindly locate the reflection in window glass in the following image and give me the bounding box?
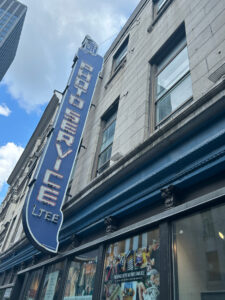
[173,204,225,300]
[24,269,42,300]
[155,38,192,125]
[156,73,192,123]
[100,121,116,153]
[63,249,98,299]
[40,261,64,300]
[3,271,12,286]
[157,0,167,10]
[156,47,189,100]
[102,229,160,300]
[113,37,128,72]
[0,289,5,299]
[2,288,12,300]
[97,105,118,174]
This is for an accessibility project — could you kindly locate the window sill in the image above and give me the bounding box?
[105,57,127,89]
[148,0,174,33]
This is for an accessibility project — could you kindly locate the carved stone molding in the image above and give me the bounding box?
[104,216,118,233]
[161,185,177,208]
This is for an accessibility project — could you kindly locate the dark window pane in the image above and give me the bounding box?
[3,271,11,285]
[2,288,12,300]
[102,229,160,300]
[173,204,225,300]
[156,73,192,123]
[98,146,112,170]
[156,46,189,100]
[158,0,167,10]
[100,121,116,152]
[0,289,5,300]
[113,38,128,71]
[114,45,127,70]
[39,261,64,300]
[97,102,118,175]
[24,269,42,300]
[63,249,98,299]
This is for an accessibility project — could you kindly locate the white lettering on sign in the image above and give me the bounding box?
[57,130,75,147]
[43,169,63,189]
[61,119,78,135]
[37,186,59,206]
[54,158,62,171]
[55,145,72,159]
[37,61,93,206]
[32,205,60,224]
[69,95,84,109]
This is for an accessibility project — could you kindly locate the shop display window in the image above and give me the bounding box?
[0,288,12,300]
[102,228,160,300]
[39,261,64,300]
[63,249,98,300]
[23,268,42,300]
[2,288,12,300]
[0,289,4,300]
[173,203,225,300]
[2,271,12,286]
[0,274,4,286]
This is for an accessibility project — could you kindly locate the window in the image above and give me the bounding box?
[1,288,12,299]
[39,261,64,300]
[173,203,225,300]
[10,215,21,244]
[157,0,167,11]
[151,0,173,23]
[2,271,12,286]
[2,217,16,251]
[97,101,118,174]
[102,228,160,299]
[152,27,192,125]
[112,37,129,73]
[23,269,42,300]
[63,249,98,299]
[0,290,4,299]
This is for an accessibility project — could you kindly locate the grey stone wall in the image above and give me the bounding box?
[69,0,225,198]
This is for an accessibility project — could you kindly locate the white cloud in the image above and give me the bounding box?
[0,143,24,193]
[0,103,11,116]
[3,0,140,113]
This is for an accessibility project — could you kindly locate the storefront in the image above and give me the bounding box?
[1,0,225,298]
[1,188,224,300]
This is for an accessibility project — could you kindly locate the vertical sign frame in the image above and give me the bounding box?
[22,37,103,253]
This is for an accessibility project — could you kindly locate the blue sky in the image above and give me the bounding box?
[0,84,40,146]
[0,0,140,203]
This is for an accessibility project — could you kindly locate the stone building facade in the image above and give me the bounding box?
[0,0,225,299]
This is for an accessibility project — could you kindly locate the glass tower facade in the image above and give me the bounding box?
[0,0,27,81]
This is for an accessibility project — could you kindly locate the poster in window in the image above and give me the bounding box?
[43,271,59,300]
[63,257,97,300]
[103,230,160,300]
[25,269,42,300]
[3,288,12,299]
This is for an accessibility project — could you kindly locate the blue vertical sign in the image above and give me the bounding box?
[22,36,103,253]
